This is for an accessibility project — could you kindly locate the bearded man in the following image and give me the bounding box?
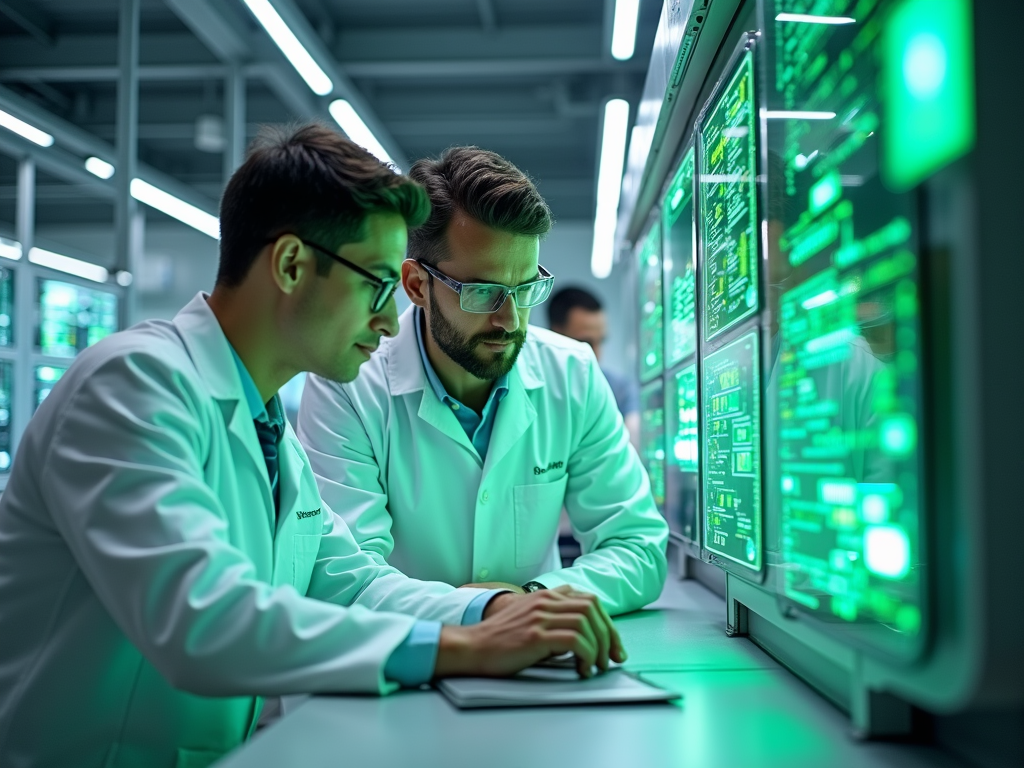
[297,146,668,616]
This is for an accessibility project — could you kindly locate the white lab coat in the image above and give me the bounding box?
[298,307,668,616]
[0,294,481,768]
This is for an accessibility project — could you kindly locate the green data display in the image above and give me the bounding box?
[37,279,118,358]
[0,266,12,347]
[34,364,66,411]
[638,223,664,382]
[640,382,666,513]
[700,49,759,342]
[768,0,927,646]
[703,332,761,569]
[663,147,697,367]
[0,361,11,472]
[665,363,699,541]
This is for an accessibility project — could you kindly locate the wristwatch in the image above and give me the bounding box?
[521,581,546,593]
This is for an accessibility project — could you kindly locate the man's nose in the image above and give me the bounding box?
[490,293,520,333]
[372,295,400,338]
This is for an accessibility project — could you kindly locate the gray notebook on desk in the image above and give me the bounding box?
[435,667,680,709]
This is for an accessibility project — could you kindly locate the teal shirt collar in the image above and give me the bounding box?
[229,344,285,428]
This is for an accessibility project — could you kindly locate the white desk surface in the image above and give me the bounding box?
[214,580,961,768]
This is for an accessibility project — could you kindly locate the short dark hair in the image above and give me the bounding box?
[548,287,603,328]
[217,122,430,287]
[407,146,553,266]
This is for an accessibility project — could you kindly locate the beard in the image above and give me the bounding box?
[427,286,526,381]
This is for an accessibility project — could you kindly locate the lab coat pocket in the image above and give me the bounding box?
[292,533,322,595]
[513,475,569,568]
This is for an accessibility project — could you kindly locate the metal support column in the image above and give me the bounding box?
[115,0,140,325]
[12,157,35,459]
[224,61,246,182]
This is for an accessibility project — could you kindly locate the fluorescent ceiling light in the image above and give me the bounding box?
[29,247,109,283]
[242,0,333,96]
[776,13,856,25]
[766,110,837,120]
[591,99,630,279]
[0,236,22,261]
[85,157,115,179]
[329,100,396,167]
[611,0,641,61]
[130,179,220,239]
[0,108,54,147]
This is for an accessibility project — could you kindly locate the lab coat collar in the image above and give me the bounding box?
[387,305,546,396]
[173,292,275,523]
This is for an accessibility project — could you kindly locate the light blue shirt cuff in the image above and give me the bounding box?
[462,589,507,625]
[383,620,441,687]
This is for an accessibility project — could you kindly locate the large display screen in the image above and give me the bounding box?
[665,363,699,542]
[663,147,697,368]
[639,381,666,513]
[0,361,11,472]
[34,364,67,411]
[700,48,759,342]
[0,266,13,348]
[766,0,927,651]
[703,331,761,570]
[637,222,664,383]
[37,279,118,358]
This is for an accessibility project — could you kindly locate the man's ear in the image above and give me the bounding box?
[402,259,429,308]
[270,235,314,295]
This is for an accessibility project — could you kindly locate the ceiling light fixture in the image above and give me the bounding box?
[776,13,856,25]
[85,157,115,179]
[130,179,220,239]
[591,99,630,279]
[0,236,23,261]
[0,108,54,147]
[329,99,396,168]
[29,247,109,283]
[241,0,333,96]
[611,0,641,61]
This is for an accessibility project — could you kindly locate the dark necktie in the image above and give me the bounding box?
[254,417,284,516]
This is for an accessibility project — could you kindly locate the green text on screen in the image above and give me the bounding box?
[640,382,666,513]
[638,223,664,382]
[768,0,931,643]
[700,49,759,342]
[663,146,697,368]
[703,331,761,570]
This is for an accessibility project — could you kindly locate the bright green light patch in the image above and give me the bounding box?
[809,171,841,215]
[670,187,684,210]
[861,493,890,524]
[645,352,657,367]
[880,413,917,456]
[882,0,976,191]
[865,525,911,579]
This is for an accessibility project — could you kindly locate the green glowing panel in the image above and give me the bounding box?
[0,266,13,347]
[0,361,11,473]
[703,332,761,570]
[665,363,699,542]
[640,382,666,512]
[34,363,67,412]
[662,147,697,367]
[882,0,976,191]
[768,0,927,652]
[36,279,119,358]
[699,49,759,342]
[637,223,664,382]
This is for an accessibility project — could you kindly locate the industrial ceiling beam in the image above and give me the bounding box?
[344,57,648,80]
[476,0,498,33]
[0,0,54,46]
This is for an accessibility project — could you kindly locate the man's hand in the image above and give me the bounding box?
[434,585,627,680]
[459,581,525,593]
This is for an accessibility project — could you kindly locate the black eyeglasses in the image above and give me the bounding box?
[416,261,555,314]
[267,236,401,313]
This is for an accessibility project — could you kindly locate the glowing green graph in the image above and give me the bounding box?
[663,147,697,367]
[700,49,759,342]
[703,332,761,570]
[638,223,664,382]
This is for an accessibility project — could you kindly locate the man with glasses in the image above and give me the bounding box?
[0,126,619,767]
[298,146,668,618]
